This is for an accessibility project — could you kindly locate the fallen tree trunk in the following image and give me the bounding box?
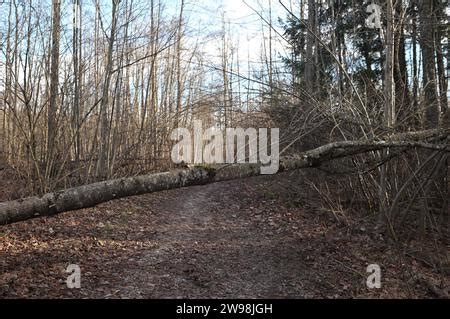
[0,129,448,225]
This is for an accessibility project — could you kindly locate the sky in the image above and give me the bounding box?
[0,0,292,94]
[1,0,447,97]
[163,0,290,69]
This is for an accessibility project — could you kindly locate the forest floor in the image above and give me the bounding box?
[0,169,448,299]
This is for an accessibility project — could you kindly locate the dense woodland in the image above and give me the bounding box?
[0,0,448,298]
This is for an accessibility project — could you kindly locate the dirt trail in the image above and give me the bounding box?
[114,181,310,298]
[1,173,445,298]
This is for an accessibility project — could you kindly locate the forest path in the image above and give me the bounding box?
[1,172,441,298]
[114,180,311,298]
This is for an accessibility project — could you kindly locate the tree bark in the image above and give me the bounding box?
[394,0,409,120]
[98,0,120,179]
[384,0,395,130]
[380,0,396,214]
[304,0,316,92]
[72,0,81,166]
[419,0,440,128]
[175,0,184,127]
[0,129,447,225]
[434,14,448,119]
[46,0,61,180]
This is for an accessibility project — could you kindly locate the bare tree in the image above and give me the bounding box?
[46,0,61,185]
[98,0,120,179]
